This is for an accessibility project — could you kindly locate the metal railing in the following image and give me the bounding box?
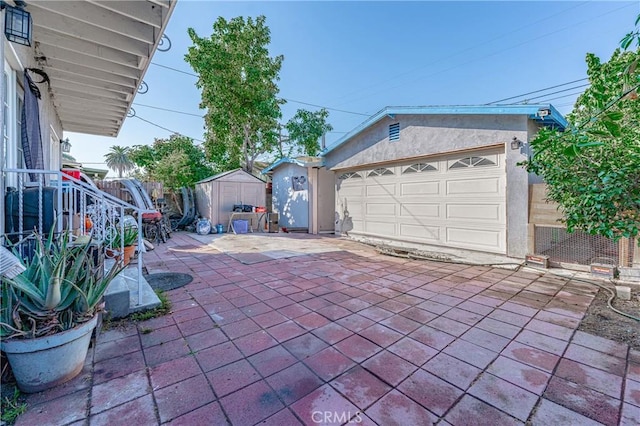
[2,168,154,306]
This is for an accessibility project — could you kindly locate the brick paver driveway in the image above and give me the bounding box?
[15,232,639,425]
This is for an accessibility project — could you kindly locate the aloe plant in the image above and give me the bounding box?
[104,225,138,249]
[0,231,123,339]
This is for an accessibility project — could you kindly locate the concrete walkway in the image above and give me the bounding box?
[14,232,639,425]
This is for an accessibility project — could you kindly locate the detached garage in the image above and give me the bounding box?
[324,105,567,258]
[195,169,266,227]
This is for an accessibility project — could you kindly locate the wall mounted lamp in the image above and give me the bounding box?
[537,108,551,118]
[511,137,523,150]
[2,1,32,46]
[60,138,71,153]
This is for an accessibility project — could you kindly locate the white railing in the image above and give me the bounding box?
[2,168,154,306]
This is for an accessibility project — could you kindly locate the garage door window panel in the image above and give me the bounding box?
[339,172,362,180]
[448,156,497,170]
[403,163,437,174]
[368,167,394,177]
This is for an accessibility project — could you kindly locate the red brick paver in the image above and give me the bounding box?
[13,232,636,426]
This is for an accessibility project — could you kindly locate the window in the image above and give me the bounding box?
[403,163,436,174]
[449,156,496,169]
[16,93,23,168]
[368,167,394,177]
[338,171,362,180]
[2,60,23,172]
[389,123,400,141]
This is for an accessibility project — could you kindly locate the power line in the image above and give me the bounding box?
[150,62,197,77]
[133,102,203,117]
[330,1,591,106]
[535,90,587,103]
[331,2,634,108]
[283,98,369,116]
[505,84,590,105]
[131,99,353,133]
[149,62,370,117]
[487,78,589,104]
[133,115,206,143]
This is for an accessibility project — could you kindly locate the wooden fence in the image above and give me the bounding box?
[95,180,164,207]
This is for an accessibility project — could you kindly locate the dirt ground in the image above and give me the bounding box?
[578,285,640,350]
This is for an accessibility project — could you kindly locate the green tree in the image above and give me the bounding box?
[284,108,333,157]
[104,145,134,178]
[523,24,640,242]
[128,134,214,190]
[185,16,284,173]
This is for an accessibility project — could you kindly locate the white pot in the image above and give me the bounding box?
[1,316,97,393]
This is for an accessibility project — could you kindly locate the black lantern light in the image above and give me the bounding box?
[60,138,71,153]
[3,1,32,46]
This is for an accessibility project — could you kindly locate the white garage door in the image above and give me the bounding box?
[336,147,506,254]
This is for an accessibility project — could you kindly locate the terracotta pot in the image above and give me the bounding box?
[123,245,136,266]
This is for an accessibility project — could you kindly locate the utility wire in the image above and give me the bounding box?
[535,90,588,104]
[149,62,370,117]
[487,78,589,104]
[330,1,591,106]
[150,62,197,77]
[283,98,369,116]
[133,115,206,143]
[332,2,634,108]
[133,102,203,117]
[505,84,590,105]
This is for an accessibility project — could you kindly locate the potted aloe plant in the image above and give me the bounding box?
[0,230,123,393]
[104,225,138,266]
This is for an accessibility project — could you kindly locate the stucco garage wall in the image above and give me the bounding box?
[324,114,527,170]
[325,113,532,257]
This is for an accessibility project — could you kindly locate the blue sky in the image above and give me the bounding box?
[69,1,638,174]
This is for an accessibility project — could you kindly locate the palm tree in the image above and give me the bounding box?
[104,145,134,178]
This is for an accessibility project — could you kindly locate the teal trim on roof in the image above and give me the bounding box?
[322,104,568,155]
[261,157,324,174]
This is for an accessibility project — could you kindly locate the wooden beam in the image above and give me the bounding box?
[88,0,164,28]
[44,68,135,96]
[30,1,155,44]
[58,107,126,120]
[53,90,129,108]
[43,60,137,88]
[52,80,131,101]
[31,8,150,57]
[63,123,119,137]
[147,0,172,9]
[37,44,141,79]
[58,112,121,127]
[36,28,140,68]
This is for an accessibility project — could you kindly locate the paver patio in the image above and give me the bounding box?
[13,232,639,425]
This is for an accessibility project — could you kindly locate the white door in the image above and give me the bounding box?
[336,147,507,254]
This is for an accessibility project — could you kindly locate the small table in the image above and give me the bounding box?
[227,212,267,234]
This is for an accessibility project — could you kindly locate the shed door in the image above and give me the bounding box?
[336,148,506,253]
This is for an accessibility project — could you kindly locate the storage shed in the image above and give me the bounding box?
[262,157,335,234]
[195,169,266,228]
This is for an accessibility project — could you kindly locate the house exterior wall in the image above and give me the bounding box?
[505,116,530,257]
[324,113,532,257]
[271,163,309,230]
[4,42,63,173]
